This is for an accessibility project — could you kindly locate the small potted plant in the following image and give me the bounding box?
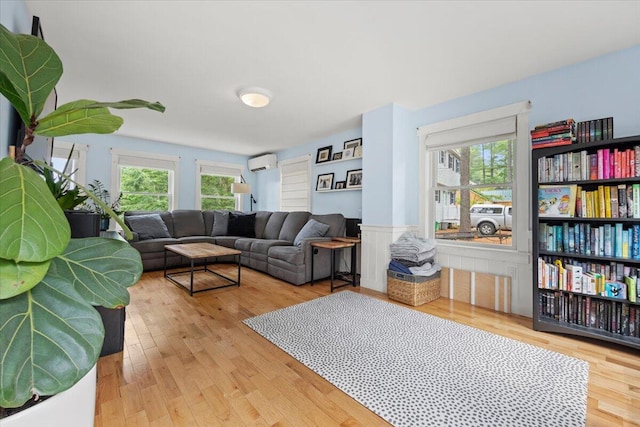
[0,23,165,425]
[84,179,123,231]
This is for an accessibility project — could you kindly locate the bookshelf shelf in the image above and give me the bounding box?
[532,134,640,350]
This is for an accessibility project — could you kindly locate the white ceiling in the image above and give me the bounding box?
[24,1,640,156]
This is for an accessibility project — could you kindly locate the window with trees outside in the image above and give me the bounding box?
[195,160,242,210]
[111,149,179,212]
[434,139,514,245]
[419,101,530,249]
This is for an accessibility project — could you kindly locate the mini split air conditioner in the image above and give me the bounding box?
[248,153,277,172]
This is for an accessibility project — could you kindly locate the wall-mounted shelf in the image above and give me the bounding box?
[316,187,362,193]
[316,156,362,166]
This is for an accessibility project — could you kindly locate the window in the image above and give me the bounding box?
[280,155,310,211]
[50,141,88,187]
[195,160,243,210]
[418,101,530,249]
[111,149,179,212]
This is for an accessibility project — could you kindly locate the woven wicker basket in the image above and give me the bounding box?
[387,270,441,306]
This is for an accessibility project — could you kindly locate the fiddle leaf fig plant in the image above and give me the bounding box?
[0,23,165,411]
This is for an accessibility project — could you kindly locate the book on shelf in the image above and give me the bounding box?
[576,117,614,143]
[531,119,576,150]
[538,185,577,217]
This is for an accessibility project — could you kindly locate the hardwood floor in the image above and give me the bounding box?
[95,266,640,426]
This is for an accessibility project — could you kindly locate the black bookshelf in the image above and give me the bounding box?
[532,135,640,350]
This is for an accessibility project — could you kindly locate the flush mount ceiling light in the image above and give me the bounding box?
[238,86,272,108]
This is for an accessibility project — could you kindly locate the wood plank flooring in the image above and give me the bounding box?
[95,266,640,426]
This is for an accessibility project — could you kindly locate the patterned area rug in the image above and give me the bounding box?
[243,291,588,427]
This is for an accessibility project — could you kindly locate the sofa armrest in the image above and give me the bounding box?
[123,230,140,242]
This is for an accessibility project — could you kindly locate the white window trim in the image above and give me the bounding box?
[195,159,244,210]
[110,148,180,211]
[418,101,531,253]
[279,154,311,212]
[50,140,88,186]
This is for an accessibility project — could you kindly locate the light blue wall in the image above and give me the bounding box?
[363,45,640,228]
[61,133,253,210]
[262,128,364,217]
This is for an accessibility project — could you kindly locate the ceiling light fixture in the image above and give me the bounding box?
[238,87,272,108]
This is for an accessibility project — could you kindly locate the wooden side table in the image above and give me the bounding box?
[310,240,357,292]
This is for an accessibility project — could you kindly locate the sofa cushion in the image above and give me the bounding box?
[268,246,304,265]
[172,210,206,237]
[262,211,289,240]
[254,211,273,239]
[293,219,330,246]
[126,214,171,240]
[130,237,179,252]
[250,239,292,255]
[214,236,240,249]
[228,212,256,237]
[235,238,260,252]
[278,211,311,242]
[202,210,215,235]
[125,211,174,236]
[211,211,230,236]
[309,213,346,237]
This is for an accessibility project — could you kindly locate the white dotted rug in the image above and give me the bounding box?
[243,291,588,427]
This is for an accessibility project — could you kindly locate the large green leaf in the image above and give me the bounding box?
[35,99,124,137]
[0,24,62,125]
[0,277,104,408]
[51,237,143,308]
[0,258,50,300]
[84,99,166,113]
[0,158,70,263]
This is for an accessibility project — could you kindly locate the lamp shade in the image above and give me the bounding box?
[231,182,251,194]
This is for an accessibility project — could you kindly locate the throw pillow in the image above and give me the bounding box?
[227,212,256,238]
[211,211,230,236]
[126,214,171,240]
[293,218,330,246]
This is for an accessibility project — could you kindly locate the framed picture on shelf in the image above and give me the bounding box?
[343,148,354,159]
[346,169,362,188]
[316,173,334,191]
[316,146,332,163]
[332,152,343,161]
[354,145,362,158]
[335,181,346,190]
[344,138,362,150]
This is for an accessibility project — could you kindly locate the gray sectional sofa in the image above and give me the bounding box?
[123,210,346,285]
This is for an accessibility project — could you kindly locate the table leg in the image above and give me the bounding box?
[311,247,317,286]
[236,254,241,286]
[189,258,195,296]
[351,244,357,287]
[330,248,335,292]
[164,248,167,278]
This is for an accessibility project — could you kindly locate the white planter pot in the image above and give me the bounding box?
[2,364,97,427]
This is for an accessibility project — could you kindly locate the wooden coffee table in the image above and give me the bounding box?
[164,242,241,296]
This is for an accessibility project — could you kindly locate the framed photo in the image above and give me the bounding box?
[316,145,332,163]
[346,169,362,188]
[354,145,362,158]
[332,152,343,161]
[335,181,346,190]
[343,148,354,159]
[344,138,362,150]
[316,173,334,191]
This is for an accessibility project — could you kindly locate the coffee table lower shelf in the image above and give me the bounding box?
[164,243,241,296]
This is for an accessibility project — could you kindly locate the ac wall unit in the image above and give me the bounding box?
[248,153,277,172]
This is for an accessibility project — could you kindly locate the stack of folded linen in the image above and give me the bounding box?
[389,232,441,277]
